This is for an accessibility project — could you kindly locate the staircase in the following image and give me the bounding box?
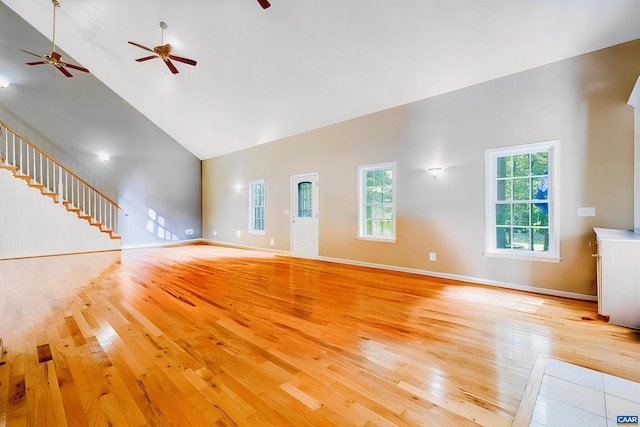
[0,119,123,240]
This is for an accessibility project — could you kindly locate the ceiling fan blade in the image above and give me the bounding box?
[17,48,43,58]
[257,0,271,9]
[164,59,179,74]
[128,41,155,53]
[169,55,197,67]
[26,61,47,66]
[55,65,73,78]
[135,55,158,62]
[63,63,90,73]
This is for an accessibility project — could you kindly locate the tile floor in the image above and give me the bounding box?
[530,359,640,427]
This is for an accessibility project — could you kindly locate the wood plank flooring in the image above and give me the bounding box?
[0,243,638,426]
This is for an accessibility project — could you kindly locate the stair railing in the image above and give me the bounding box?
[0,119,124,236]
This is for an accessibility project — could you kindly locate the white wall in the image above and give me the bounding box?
[0,168,121,259]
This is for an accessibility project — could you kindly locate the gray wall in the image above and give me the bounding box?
[203,39,640,296]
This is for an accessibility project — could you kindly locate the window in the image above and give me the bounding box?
[485,141,559,261]
[358,162,396,242]
[297,181,313,218]
[249,179,265,234]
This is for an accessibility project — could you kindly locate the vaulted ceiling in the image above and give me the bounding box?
[2,1,640,160]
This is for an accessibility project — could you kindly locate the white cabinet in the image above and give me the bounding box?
[594,227,640,329]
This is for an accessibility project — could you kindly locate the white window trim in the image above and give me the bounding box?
[248,179,266,235]
[357,162,397,243]
[484,141,560,262]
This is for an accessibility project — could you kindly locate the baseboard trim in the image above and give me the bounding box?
[317,255,597,301]
[199,238,289,255]
[122,239,204,250]
[196,239,598,302]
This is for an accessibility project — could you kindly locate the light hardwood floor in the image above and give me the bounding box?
[0,244,638,426]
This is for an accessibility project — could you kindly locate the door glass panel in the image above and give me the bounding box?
[298,181,312,217]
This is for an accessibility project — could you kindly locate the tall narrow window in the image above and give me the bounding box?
[358,162,396,242]
[485,141,559,261]
[249,179,265,234]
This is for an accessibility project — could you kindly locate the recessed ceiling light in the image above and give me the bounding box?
[0,79,10,89]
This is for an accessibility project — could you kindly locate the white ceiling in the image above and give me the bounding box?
[3,0,640,160]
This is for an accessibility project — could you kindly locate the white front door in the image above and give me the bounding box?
[291,173,318,258]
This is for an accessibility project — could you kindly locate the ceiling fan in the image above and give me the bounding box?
[17,0,90,78]
[128,22,197,75]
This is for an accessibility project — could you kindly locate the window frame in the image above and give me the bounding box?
[484,141,560,262]
[357,162,397,243]
[248,179,266,235]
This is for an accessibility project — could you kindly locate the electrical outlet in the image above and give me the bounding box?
[429,252,437,262]
[185,228,194,236]
[236,230,241,239]
[270,238,275,246]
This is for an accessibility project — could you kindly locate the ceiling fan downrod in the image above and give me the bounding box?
[51,0,60,54]
[159,21,167,46]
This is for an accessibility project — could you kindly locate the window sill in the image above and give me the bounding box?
[248,230,266,236]
[356,236,397,243]
[484,251,561,263]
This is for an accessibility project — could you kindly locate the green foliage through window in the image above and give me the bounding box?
[359,163,395,240]
[495,151,549,252]
[249,180,265,233]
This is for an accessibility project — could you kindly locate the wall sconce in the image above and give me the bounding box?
[427,167,443,177]
[234,184,247,191]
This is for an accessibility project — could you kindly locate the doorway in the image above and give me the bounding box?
[291,173,319,258]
